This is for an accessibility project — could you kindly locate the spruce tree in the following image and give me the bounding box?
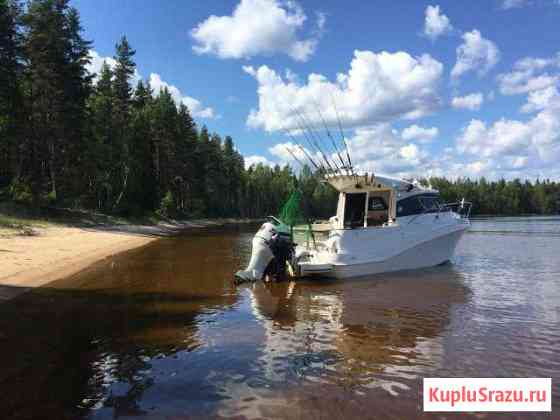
[0,0,23,189]
[111,35,136,210]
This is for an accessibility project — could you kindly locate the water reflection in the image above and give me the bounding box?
[247,269,470,394]
[0,229,247,419]
[0,219,558,419]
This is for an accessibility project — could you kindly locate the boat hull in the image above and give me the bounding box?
[300,228,466,279]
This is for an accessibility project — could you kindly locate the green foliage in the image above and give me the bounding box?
[9,180,33,204]
[429,177,560,215]
[1,1,558,220]
[157,190,174,217]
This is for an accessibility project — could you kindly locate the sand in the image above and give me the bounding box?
[0,219,256,300]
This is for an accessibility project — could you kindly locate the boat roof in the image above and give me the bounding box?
[325,173,439,195]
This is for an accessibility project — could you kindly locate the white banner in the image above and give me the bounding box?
[423,378,551,412]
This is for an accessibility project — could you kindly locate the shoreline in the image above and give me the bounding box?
[0,218,257,300]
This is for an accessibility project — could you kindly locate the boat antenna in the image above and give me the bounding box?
[329,89,355,176]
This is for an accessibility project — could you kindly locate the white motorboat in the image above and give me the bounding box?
[236,173,471,281]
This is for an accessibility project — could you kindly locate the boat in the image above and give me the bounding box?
[235,103,471,282]
[236,172,471,281]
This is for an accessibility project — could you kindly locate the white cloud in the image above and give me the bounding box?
[87,50,215,118]
[521,86,560,113]
[401,124,439,143]
[190,0,324,62]
[501,0,529,9]
[451,92,484,110]
[455,96,560,175]
[269,142,306,162]
[87,50,140,85]
[457,119,531,157]
[497,54,560,95]
[423,5,453,41]
[244,50,443,132]
[244,155,275,169]
[344,124,432,177]
[451,30,500,79]
[86,50,116,79]
[149,73,215,118]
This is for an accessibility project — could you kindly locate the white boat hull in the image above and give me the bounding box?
[306,228,466,279]
[297,212,470,279]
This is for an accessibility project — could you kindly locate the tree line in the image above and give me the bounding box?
[0,0,320,218]
[429,177,559,216]
[1,0,558,219]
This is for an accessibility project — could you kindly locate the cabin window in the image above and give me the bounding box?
[397,193,441,217]
[367,196,389,226]
[368,197,388,211]
[344,193,366,228]
[419,195,442,212]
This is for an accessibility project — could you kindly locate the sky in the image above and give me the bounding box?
[74,0,560,180]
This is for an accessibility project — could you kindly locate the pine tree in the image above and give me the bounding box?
[87,61,114,209]
[111,35,136,210]
[0,0,23,189]
[22,0,91,203]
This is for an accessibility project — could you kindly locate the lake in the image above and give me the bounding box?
[0,216,559,419]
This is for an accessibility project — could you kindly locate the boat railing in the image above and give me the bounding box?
[440,199,472,219]
[292,224,330,251]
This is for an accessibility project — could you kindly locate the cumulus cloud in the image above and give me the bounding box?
[87,51,215,118]
[267,124,439,178]
[149,73,215,118]
[451,92,484,110]
[456,98,560,174]
[451,30,500,79]
[87,50,140,85]
[521,86,560,113]
[423,5,453,41]
[244,155,275,169]
[244,50,443,132]
[346,124,431,177]
[401,124,439,143]
[497,54,560,95]
[450,51,560,178]
[190,0,324,62]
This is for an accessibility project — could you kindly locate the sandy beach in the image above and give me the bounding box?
[0,219,255,300]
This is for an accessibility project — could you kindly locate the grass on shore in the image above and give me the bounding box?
[0,201,164,237]
[0,201,259,238]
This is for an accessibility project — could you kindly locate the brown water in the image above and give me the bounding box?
[0,217,559,419]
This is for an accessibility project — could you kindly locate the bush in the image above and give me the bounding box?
[9,180,33,204]
[157,190,174,217]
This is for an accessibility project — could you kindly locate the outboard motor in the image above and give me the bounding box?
[235,218,294,283]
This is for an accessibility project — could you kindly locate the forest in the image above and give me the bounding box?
[1,0,559,219]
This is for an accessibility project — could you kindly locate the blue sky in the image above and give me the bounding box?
[76,0,560,179]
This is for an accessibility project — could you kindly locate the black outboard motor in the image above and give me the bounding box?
[266,231,295,280]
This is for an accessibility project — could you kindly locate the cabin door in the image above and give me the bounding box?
[344,193,367,228]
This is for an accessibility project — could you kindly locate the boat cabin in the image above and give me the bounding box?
[328,174,397,230]
[323,173,446,230]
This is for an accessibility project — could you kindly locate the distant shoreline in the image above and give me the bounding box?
[0,217,258,301]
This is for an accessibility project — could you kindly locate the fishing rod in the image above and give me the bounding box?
[284,110,323,164]
[290,106,337,174]
[298,107,342,174]
[312,98,349,175]
[329,89,355,176]
[278,121,323,172]
[282,144,306,169]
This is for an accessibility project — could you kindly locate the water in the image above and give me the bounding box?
[0,217,559,419]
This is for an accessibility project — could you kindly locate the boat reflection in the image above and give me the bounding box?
[248,267,471,394]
